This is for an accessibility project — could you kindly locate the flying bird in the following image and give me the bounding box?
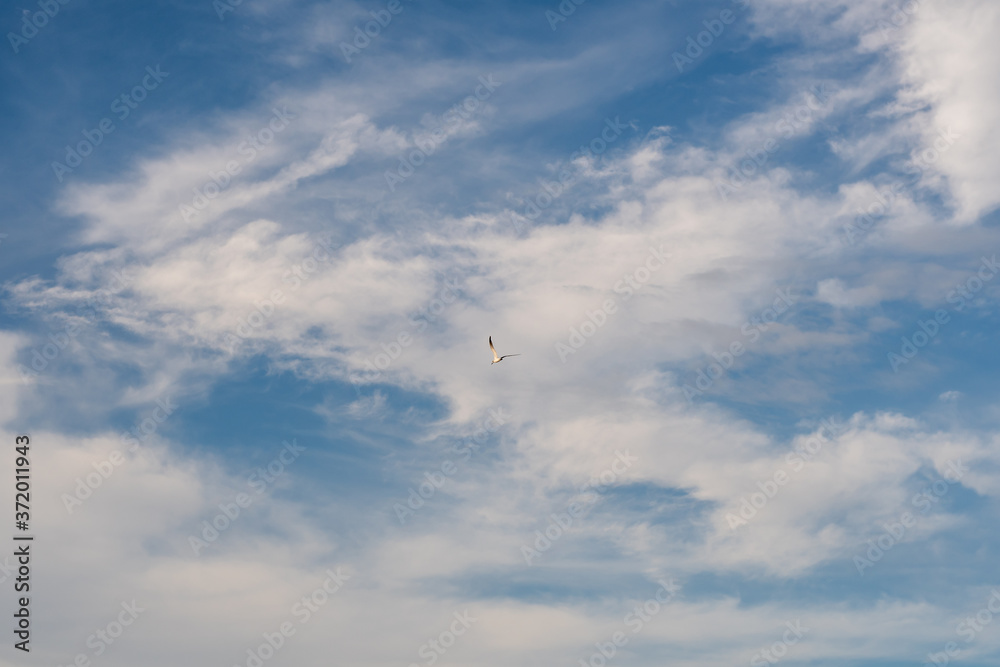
[489,336,520,364]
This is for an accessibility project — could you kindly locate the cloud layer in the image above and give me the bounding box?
[3,0,1000,665]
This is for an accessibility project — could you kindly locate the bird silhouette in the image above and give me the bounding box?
[489,336,521,364]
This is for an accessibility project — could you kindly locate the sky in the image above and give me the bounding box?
[2,0,1000,665]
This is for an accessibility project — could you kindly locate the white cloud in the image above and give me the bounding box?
[6,1,1000,664]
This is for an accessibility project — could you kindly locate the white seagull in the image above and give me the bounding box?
[489,336,520,364]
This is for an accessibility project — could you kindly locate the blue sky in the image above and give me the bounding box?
[3,0,1000,665]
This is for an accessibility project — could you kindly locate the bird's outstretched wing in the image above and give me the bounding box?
[499,354,521,361]
[488,336,500,362]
